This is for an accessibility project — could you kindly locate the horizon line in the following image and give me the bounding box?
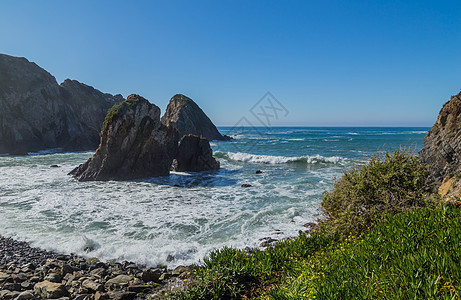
[216,125,432,128]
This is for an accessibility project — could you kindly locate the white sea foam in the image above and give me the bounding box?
[215,152,346,165]
[230,134,245,139]
[0,151,327,267]
[380,131,428,135]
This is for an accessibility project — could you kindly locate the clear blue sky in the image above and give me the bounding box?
[1,0,460,126]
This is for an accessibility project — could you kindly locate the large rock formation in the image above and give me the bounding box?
[161,94,229,141]
[0,53,122,154]
[419,91,461,186]
[69,94,179,181]
[172,134,220,172]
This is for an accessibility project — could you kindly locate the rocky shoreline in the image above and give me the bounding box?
[0,235,192,299]
[0,228,311,299]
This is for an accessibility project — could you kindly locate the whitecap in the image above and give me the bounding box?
[214,151,346,165]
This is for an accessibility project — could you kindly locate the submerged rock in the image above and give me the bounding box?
[259,237,278,248]
[0,53,122,154]
[419,90,461,186]
[69,94,178,181]
[171,134,220,172]
[161,94,230,141]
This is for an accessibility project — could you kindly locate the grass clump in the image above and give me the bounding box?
[320,150,434,237]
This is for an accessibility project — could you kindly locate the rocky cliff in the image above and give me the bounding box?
[0,54,122,154]
[60,79,124,151]
[161,94,229,141]
[419,91,461,186]
[69,94,179,181]
[172,134,220,172]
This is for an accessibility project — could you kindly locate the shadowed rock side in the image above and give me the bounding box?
[161,94,230,141]
[69,94,178,181]
[60,79,124,151]
[172,134,220,172]
[0,53,122,154]
[419,90,461,186]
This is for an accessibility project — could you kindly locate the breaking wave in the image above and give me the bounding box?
[214,151,346,165]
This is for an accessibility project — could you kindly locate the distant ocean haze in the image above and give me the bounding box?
[0,127,428,267]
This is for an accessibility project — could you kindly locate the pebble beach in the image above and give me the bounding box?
[0,235,192,299]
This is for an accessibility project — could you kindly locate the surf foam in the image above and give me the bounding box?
[215,152,346,165]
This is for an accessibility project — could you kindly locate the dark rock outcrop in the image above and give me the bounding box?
[171,134,220,172]
[419,91,461,186]
[0,53,122,154]
[69,94,178,181]
[161,94,230,141]
[59,79,124,151]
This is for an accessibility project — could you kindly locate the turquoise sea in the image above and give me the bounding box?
[0,127,429,267]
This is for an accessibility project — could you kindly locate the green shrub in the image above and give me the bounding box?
[320,150,435,237]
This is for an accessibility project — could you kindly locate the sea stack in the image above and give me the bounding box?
[69,94,178,181]
[161,94,230,141]
[0,53,122,154]
[172,134,220,172]
[419,90,461,187]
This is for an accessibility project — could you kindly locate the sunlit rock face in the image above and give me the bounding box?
[161,94,230,141]
[420,91,461,186]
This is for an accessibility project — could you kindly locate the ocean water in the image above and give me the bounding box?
[0,127,429,267]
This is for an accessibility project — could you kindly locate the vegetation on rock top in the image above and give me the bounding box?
[102,94,144,130]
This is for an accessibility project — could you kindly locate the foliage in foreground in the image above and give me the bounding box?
[172,205,460,299]
[320,150,435,237]
[171,233,335,299]
[270,204,461,299]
